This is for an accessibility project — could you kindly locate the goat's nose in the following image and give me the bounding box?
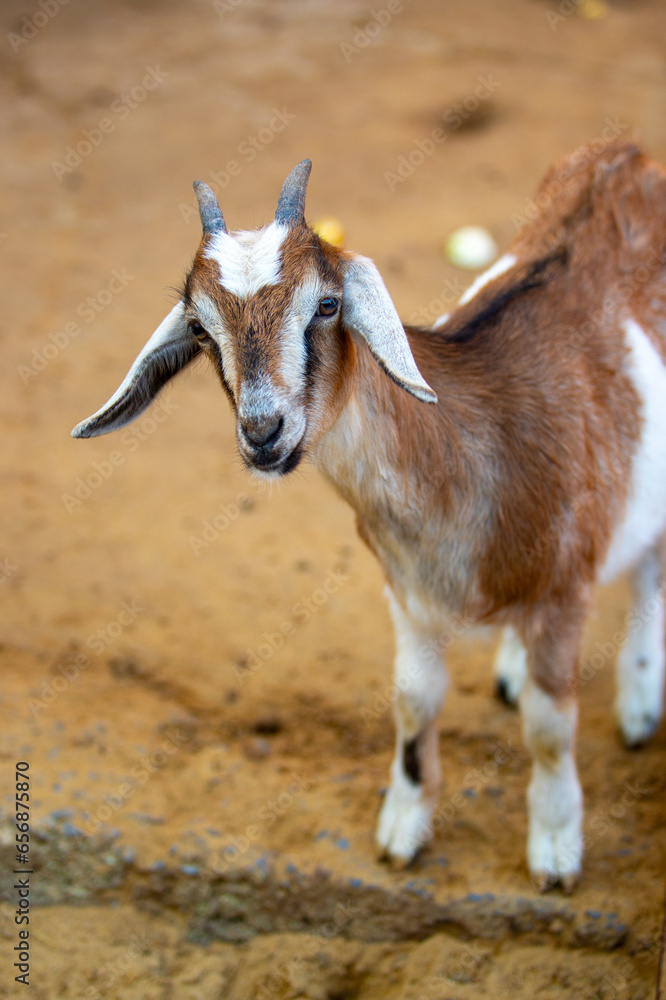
[241,415,284,448]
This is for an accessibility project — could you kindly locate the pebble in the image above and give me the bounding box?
[244,737,272,760]
[63,823,83,837]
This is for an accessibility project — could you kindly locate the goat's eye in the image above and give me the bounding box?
[189,321,210,342]
[316,297,339,317]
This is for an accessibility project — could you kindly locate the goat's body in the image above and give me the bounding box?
[317,142,666,626]
[73,141,666,889]
[314,141,666,881]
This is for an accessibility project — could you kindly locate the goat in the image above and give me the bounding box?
[72,141,666,891]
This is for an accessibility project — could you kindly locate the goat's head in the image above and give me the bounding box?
[72,160,436,477]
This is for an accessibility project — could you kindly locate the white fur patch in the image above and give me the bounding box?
[601,318,666,583]
[526,755,583,888]
[374,590,448,864]
[278,274,322,391]
[190,291,239,393]
[205,223,287,298]
[376,764,434,862]
[494,625,528,705]
[616,546,665,746]
[432,311,449,330]
[521,683,582,888]
[457,253,517,306]
[387,589,449,731]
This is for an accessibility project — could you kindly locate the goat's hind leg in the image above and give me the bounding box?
[616,542,666,747]
[376,591,447,867]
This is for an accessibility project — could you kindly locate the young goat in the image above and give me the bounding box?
[73,141,666,890]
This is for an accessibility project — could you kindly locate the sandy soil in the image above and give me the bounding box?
[1,0,666,997]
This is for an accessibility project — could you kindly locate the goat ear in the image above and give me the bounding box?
[71,301,200,439]
[342,256,437,404]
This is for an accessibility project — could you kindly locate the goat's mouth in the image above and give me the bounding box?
[242,433,306,478]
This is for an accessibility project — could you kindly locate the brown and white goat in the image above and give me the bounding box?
[73,142,666,890]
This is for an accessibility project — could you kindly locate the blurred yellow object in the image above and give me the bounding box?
[577,0,608,19]
[312,216,345,247]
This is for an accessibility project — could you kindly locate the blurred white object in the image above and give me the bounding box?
[444,225,498,270]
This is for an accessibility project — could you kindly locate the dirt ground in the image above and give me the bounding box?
[1,0,666,997]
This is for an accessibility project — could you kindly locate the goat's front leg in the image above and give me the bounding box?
[616,543,665,747]
[376,590,448,868]
[521,601,587,892]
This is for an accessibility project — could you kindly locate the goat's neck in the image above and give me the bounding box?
[312,341,480,526]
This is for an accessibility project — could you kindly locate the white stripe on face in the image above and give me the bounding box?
[205,223,288,297]
[190,291,239,392]
[277,274,324,392]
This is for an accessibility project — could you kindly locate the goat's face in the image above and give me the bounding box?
[183,223,351,477]
[72,161,436,471]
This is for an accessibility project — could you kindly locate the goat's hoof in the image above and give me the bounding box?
[378,848,415,872]
[531,870,556,893]
[528,815,582,895]
[618,711,660,749]
[376,789,432,868]
[560,871,578,895]
[495,676,519,707]
[531,869,579,894]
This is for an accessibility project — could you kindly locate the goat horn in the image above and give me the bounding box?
[275,159,312,226]
[193,181,227,235]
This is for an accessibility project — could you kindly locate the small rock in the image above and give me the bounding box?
[244,738,272,760]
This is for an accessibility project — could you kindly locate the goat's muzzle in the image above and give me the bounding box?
[237,410,306,476]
